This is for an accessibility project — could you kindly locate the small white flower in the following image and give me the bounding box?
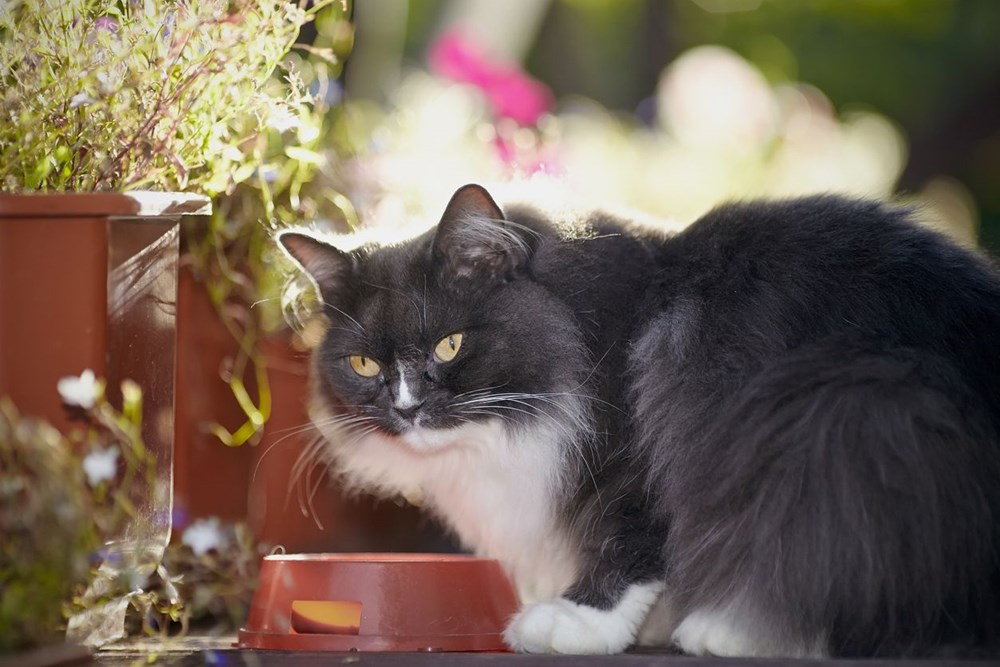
[266,106,299,133]
[83,446,119,487]
[69,92,96,109]
[182,517,228,557]
[58,369,98,408]
[96,71,117,97]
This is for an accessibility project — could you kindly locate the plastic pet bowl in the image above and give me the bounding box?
[237,553,520,652]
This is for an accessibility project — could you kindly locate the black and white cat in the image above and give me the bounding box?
[279,184,1000,657]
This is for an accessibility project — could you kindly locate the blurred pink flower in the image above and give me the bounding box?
[493,133,564,177]
[92,17,119,33]
[429,30,553,126]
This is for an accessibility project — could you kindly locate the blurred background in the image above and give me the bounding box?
[319,0,1000,252]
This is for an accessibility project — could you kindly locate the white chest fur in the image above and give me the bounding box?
[314,407,580,602]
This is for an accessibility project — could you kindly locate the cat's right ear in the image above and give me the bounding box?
[433,184,532,281]
[277,231,354,304]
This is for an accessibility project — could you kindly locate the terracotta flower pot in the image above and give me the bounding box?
[0,191,209,549]
[0,191,208,431]
[172,262,257,528]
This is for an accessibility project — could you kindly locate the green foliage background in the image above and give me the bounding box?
[403,0,1000,252]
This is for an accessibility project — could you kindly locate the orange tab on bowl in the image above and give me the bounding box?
[291,600,363,635]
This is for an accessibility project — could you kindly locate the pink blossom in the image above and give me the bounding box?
[93,17,119,33]
[493,134,565,177]
[429,30,553,126]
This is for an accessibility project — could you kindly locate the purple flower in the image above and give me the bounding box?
[93,547,123,566]
[93,17,119,33]
[84,16,120,50]
[171,506,190,532]
[162,10,175,41]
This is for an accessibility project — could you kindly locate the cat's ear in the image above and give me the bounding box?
[432,184,532,280]
[278,231,354,304]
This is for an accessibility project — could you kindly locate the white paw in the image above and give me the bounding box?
[503,582,664,655]
[504,598,629,654]
[672,608,827,658]
[672,609,758,657]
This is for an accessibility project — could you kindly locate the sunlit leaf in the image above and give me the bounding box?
[284,146,324,165]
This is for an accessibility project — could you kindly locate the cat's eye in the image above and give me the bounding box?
[349,355,381,377]
[434,333,464,362]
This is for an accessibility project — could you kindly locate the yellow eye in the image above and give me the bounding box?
[434,333,464,362]
[349,355,381,377]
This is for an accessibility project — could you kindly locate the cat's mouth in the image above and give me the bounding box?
[384,406,470,436]
[386,407,424,434]
[381,410,483,453]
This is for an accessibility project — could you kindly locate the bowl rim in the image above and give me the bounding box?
[263,552,491,564]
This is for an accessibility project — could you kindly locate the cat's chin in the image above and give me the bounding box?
[389,419,504,454]
[394,425,466,453]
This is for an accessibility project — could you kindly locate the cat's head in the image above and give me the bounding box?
[279,184,586,452]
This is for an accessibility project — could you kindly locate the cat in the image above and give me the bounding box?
[278,183,1000,657]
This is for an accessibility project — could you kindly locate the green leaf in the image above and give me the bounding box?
[25,157,53,189]
[232,163,256,184]
[284,146,323,165]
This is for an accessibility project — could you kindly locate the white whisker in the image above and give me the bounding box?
[285,415,381,526]
[321,299,365,333]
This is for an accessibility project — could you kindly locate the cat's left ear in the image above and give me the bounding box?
[277,230,355,304]
[432,184,532,281]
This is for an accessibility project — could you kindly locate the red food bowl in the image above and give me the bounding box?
[237,553,520,652]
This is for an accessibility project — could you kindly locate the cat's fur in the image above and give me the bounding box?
[279,184,1000,657]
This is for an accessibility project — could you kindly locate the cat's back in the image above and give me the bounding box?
[660,195,998,300]
[649,195,1000,402]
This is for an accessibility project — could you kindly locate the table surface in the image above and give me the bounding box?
[9,637,998,667]
[84,637,1000,667]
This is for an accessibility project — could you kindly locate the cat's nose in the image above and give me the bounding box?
[392,369,425,419]
[392,401,425,422]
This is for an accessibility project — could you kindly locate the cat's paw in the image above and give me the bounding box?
[672,608,827,658]
[503,583,664,655]
[672,609,758,657]
[504,598,630,654]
